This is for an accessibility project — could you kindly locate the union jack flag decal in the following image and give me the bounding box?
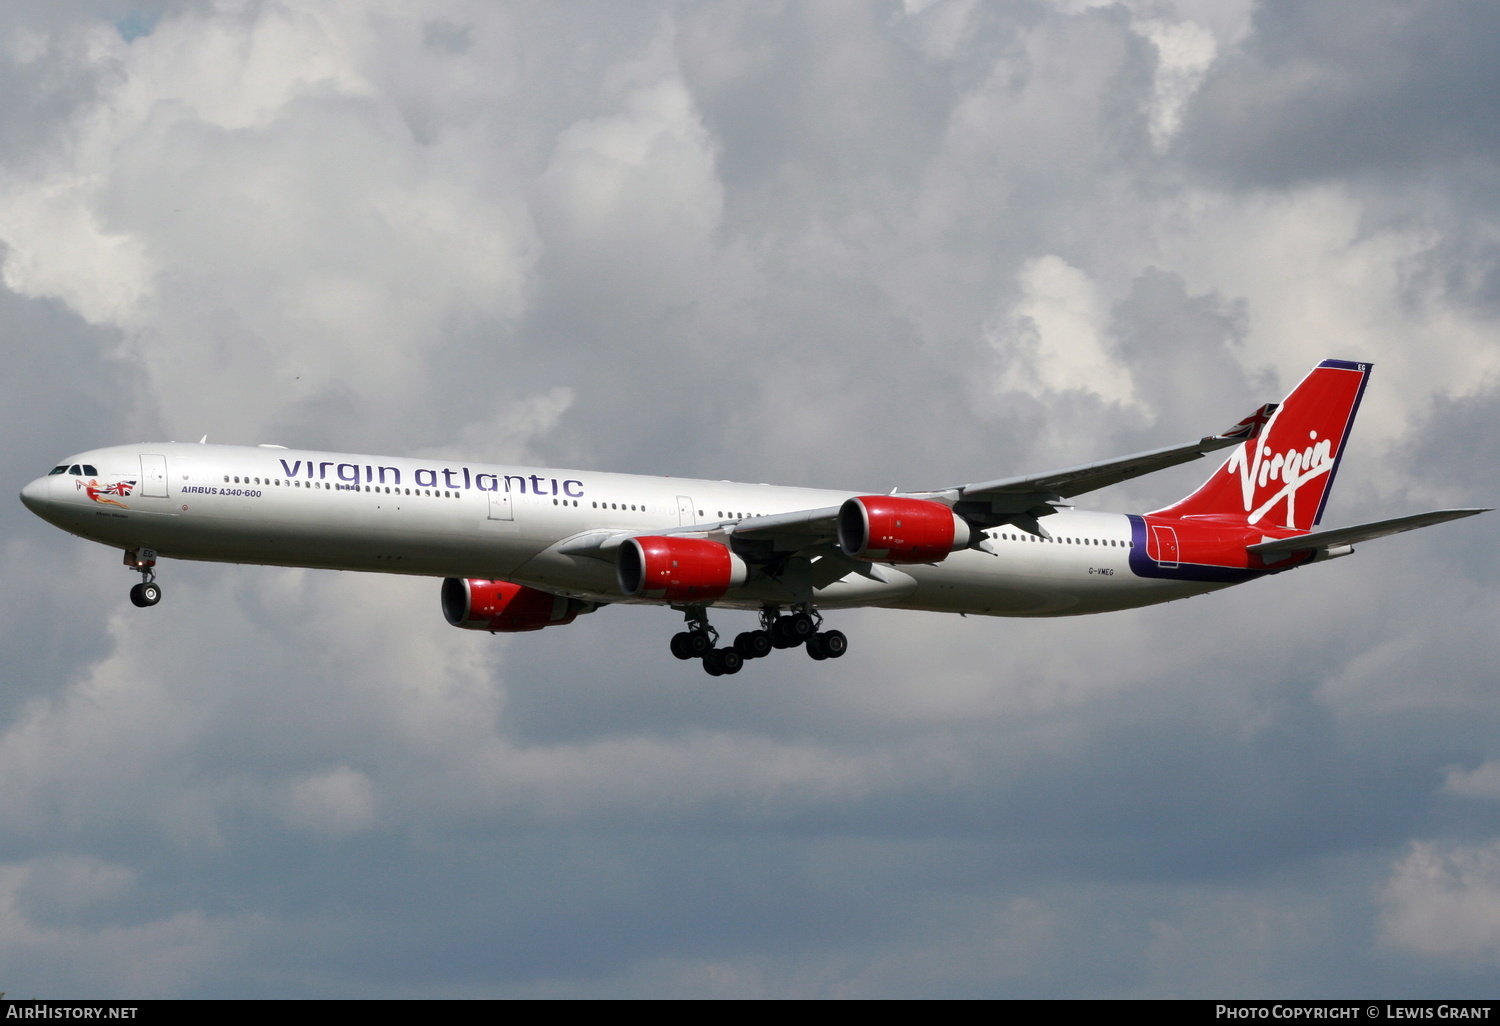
[78,478,136,509]
[1217,402,1279,442]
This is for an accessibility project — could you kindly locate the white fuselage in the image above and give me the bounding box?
[21,443,1224,618]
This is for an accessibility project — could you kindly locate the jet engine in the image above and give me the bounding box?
[838,496,972,563]
[442,578,593,632]
[617,537,749,601]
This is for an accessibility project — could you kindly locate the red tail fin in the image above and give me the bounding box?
[1153,360,1372,530]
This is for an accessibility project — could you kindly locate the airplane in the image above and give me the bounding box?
[18,359,1487,676]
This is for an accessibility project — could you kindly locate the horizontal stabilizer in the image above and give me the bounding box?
[1247,508,1489,557]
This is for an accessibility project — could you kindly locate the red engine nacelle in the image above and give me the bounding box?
[441,578,592,632]
[838,496,972,563]
[616,536,749,601]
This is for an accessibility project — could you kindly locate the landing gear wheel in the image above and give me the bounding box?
[819,629,847,658]
[772,616,812,648]
[671,606,723,668]
[735,630,773,660]
[805,634,829,660]
[124,549,161,608]
[703,648,742,676]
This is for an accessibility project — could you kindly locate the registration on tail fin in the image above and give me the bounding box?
[1154,359,1371,530]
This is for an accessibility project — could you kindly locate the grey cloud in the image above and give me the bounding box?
[1184,0,1500,188]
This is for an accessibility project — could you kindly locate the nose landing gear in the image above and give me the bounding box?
[125,548,161,607]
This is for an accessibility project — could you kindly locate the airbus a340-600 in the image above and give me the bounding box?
[19,360,1486,675]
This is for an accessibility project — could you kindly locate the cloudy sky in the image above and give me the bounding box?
[1,0,1497,998]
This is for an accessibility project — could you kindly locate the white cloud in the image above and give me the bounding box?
[1442,761,1500,801]
[538,69,724,302]
[0,855,258,997]
[0,2,540,442]
[1381,841,1500,961]
[280,766,377,835]
[1157,185,1500,446]
[0,172,157,326]
[1134,18,1217,150]
[429,385,576,465]
[993,254,1142,409]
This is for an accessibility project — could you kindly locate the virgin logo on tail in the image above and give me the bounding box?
[1154,360,1371,531]
[1227,417,1337,527]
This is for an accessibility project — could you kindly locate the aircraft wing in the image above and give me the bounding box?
[891,402,1279,534]
[913,402,1277,505]
[559,402,1281,561]
[1247,508,1489,558]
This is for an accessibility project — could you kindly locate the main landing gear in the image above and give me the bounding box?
[669,605,847,675]
[125,548,161,608]
[669,606,742,676]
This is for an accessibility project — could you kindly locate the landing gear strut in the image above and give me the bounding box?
[125,548,161,608]
[669,606,743,676]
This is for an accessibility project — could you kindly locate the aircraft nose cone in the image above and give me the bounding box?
[19,476,51,515]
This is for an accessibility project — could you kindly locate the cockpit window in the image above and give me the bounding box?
[68,465,83,475]
[49,466,67,475]
[82,465,98,475]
